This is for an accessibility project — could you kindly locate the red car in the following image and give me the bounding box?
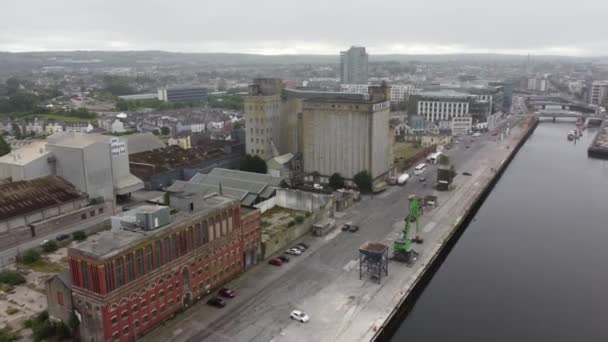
[219,288,236,298]
[268,258,283,266]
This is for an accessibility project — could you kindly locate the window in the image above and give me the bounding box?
[151,309,157,317]
[111,316,118,325]
[90,210,95,217]
[202,221,209,243]
[81,213,87,220]
[150,294,156,302]
[194,224,201,246]
[122,326,129,335]
[136,249,144,277]
[134,320,139,328]
[155,241,162,267]
[172,234,179,259]
[99,208,104,214]
[132,304,138,313]
[222,212,228,235]
[143,315,148,323]
[81,261,89,289]
[126,254,134,282]
[141,300,147,308]
[121,310,128,319]
[57,292,64,306]
[163,238,170,264]
[145,245,153,272]
[116,258,124,287]
[188,228,194,251]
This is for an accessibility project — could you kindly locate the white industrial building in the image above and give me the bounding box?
[588,81,608,105]
[0,132,143,203]
[340,84,418,102]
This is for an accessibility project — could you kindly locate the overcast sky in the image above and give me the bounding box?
[1,0,606,56]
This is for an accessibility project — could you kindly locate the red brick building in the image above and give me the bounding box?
[65,195,260,342]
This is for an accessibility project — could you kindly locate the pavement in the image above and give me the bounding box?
[141,117,529,342]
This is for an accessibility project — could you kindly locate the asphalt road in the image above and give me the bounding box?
[142,125,515,342]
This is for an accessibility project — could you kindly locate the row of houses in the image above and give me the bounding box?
[0,119,94,136]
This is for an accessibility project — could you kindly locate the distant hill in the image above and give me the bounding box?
[0,50,603,74]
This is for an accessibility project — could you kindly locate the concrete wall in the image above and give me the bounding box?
[83,143,115,201]
[0,153,51,181]
[255,189,332,214]
[371,107,391,179]
[0,201,112,251]
[261,215,314,259]
[46,276,73,323]
[302,105,372,179]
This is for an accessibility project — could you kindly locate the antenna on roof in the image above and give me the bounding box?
[218,181,223,195]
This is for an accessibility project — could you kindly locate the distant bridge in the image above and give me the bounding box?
[533,109,606,121]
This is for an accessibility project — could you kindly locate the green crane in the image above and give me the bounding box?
[393,195,422,264]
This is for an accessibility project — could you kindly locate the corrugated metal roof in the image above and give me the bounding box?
[125,133,166,155]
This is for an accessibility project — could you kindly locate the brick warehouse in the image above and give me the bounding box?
[60,195,261,341]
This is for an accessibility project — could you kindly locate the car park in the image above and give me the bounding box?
[218,288,236,298]
[290,310,310,323]
[268,258,283,266]
[207,297,226,308]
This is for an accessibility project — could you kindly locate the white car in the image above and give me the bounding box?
[39,239,50,246]
[290,310,310,323]
[286,248,302,256]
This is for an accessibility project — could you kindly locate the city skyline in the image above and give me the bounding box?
[1,0,607,56]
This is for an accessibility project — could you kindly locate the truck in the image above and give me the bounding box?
[427,152,443,164]
[436,154,455,191]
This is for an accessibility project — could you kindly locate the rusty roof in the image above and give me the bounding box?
[129,145,226,175]
[0,176,85,221]
[359,241,389,254]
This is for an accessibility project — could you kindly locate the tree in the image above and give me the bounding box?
[329,173,345,189]
[12,125,23,140]
[41,240,58,253]
[353,170,373,193]
[18,249,40,265]
[240,154,267,174]
[72,231,87,241]
[0,270,26,286]
[160,126,170,136]
[0,135,9,157]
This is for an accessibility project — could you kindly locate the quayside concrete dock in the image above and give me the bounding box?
[142,116,537,342]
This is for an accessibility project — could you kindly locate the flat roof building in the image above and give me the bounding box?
[65,194,261,341]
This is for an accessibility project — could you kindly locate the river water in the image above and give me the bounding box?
[390,121,608,341]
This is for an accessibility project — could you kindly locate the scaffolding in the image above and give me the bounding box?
[359,241,389,284]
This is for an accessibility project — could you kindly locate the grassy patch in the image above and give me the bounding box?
[0,270,26,286]
[393,142,422,161]
[26,259,65,273]
[0,327,19,342]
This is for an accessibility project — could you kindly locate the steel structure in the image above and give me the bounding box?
[359,241,389,284]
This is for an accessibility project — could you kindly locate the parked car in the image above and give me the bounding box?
[286,248,302,256]
[341,223,352,231]
[39,239,50,246]
[290,310,310,323]
[348,225,359,233]
[56,234,70,241]
[462,172,472,176]
[278,255,290,263]
[268,258,283,266]
[207,297,226,308]
[296,242,310,250]
[419,177,426,182]
[465,145,470,149]
[218,288,236,298]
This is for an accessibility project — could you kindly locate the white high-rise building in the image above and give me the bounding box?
[588,81,608,106]
[340,84,418,102]
[340,46,368,84]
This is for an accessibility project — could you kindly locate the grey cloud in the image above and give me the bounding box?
[0,0,606,55]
